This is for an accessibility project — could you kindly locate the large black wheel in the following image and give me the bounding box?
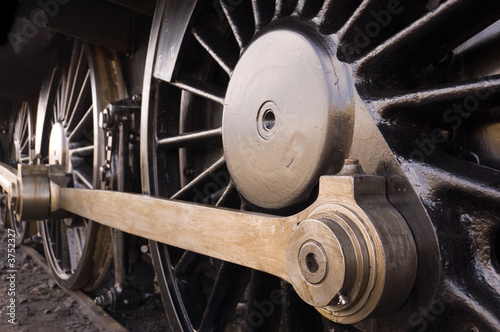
[142,1,500,330]
[38,39,127,290]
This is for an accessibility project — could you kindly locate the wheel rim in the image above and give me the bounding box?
[39,40,125,291]
[143,0,500,330]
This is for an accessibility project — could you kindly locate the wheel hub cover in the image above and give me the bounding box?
[49,122,70,172]
[223,28,355,209]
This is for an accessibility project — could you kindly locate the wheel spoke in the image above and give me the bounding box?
[58,79,64,122]
[66,69,90,129]
[64,47,90,122]
[75,227,85,256]
[251,0,276,31]
[20,109,28,142]
[355,0,500,85]
[220,0,255,49]
[406,159,500,204]
[20,139,29,155]
[64,43,85,118]
[192,27,238,75]
[60,222,71,273]
[452,20,500,81]
[55,82,62,122]
[53,222,59,259]
[295,0,324,19]
[173,251,204,278]
[198,263,250,332]
[171,157,227,201]
[245,271,282,331]
[70,145,94,156]
[319,0,363,34]
[73,168,94,189]
[337,0,434,62]
[66,228,79,272]
[173,79,225,105]
[67,105,93,142]
[66,69,90,128]
[376,75,500,119]
[56,77,67,122]
[21,127,29,150]
[215,182,237,207]
[444,282,500,332]
[158,127,222,150]
[275,0,298,18]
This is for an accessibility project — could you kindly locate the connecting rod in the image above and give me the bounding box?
[0,163,17,195]
[0,161,417,324]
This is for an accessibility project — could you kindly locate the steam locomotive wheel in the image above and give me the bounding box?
[143,0,500,330]
[38,40,126,290]
[9,101,34,245]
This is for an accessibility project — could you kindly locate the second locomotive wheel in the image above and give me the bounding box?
[38,40,126,291]
[143,0,500,331]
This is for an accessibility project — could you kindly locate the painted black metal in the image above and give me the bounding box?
[355,0,500,94]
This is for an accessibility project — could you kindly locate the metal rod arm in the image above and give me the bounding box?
[52,183,295,282]
[0,162,17,194]
[0,162,417,323]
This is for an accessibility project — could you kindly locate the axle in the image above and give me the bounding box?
[0,160,417,324]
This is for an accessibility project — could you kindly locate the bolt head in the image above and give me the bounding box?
[140,245,149,254]
[338,294,349,306]
[100,108,110,129]
[99,164,110,182]
[344,158,359,165]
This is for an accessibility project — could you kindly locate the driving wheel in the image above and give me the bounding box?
[143,0,500,330]
[38,39,127,290]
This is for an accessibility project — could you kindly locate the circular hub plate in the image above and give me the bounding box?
[223,27,354,209]
[49,122,70,169]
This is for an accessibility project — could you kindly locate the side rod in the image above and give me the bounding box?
[0,161,417,324]
[0,162,17,194]
[52,183,296,282]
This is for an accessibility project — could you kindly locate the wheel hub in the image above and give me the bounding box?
[49,122,75,226]
[13,139,22,163]
[49,122,70,172]
[222,27,355,209]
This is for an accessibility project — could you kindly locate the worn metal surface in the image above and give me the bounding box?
[0,158,417,324]
[223,27,354,209]
[14,164,51,221]
[0,162,16,195]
